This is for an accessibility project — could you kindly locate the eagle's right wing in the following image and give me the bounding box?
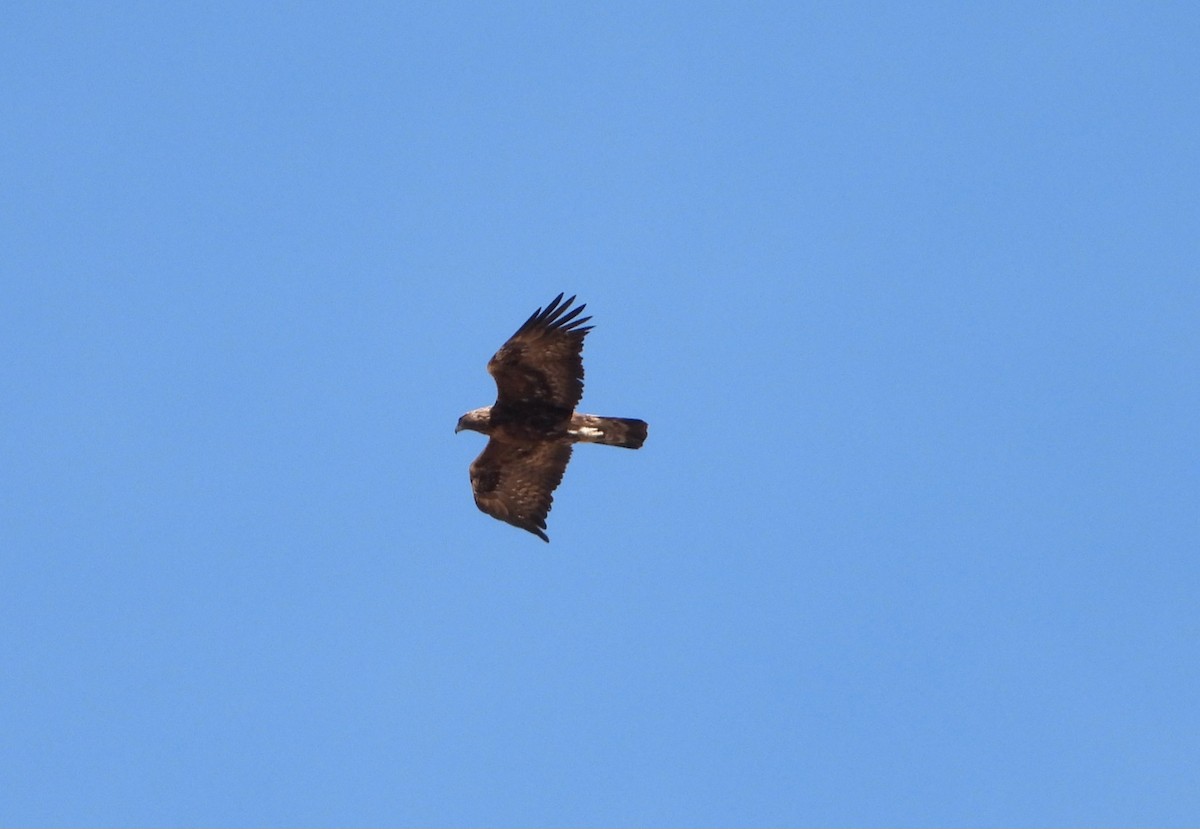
[487,293,593,413]
[469,439,573,542]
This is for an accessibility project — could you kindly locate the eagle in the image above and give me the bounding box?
[456,293,648,542]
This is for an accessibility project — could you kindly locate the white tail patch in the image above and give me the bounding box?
[570,426,606,442]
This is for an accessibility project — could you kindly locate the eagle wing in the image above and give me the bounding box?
[487,293,593,413]
[469,439,574,542]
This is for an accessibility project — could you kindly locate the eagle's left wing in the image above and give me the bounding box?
[487,293,593,413]
[469,439,573,542]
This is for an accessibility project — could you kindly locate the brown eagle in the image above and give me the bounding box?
[455,293,648,542]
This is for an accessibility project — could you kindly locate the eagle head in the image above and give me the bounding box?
[455,407,492,435]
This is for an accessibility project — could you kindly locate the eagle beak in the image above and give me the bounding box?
[454,421,464,433]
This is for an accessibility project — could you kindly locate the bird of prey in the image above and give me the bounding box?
[455,293,648,542]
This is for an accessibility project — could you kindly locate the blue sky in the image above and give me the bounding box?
[2,3,1197,825]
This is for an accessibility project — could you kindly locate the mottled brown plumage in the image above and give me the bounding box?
[456,294,648,542]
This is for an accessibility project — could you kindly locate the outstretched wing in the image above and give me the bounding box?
[487,293,593,413]
[469,439,573,542]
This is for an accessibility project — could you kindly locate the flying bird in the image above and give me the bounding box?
[456,293,648,542]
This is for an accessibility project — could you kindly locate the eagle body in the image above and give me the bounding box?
[456,294,648,542]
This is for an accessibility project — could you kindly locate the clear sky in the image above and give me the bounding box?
[2,3,1197,826]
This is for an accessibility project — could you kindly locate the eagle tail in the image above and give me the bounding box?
[571,414,648,449]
